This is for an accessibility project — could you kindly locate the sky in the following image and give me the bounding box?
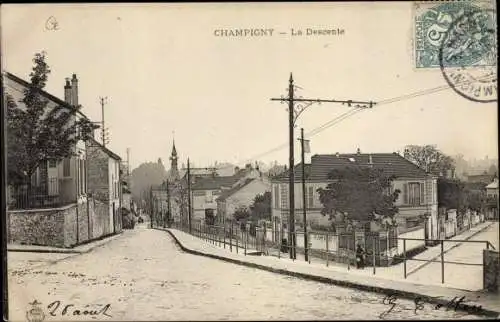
[2,2,497,171]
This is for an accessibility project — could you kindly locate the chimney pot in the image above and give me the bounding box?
[71,74,79,106]
[64,77,72,105]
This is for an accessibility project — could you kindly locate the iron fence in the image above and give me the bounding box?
[7,178,69,210]
[163,218,497,289]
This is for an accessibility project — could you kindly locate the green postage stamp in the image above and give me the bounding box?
[413,1,497,69]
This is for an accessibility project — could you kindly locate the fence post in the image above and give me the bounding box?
[441,239,445,284]
[373,235,376,275]
[326,232,329,267]
[403,239,407,279]
[236,226,239,254]
[230,223,233,252]
[347,234,351,271]
[223,224,226,249]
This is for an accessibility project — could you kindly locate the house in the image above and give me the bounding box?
[86,137,123,234]
[5,71,121,247]
[485,178,499,220]
[190,164,260,224]
[216,174,271,224]
[271,152,439,241]
[467,173,495,184]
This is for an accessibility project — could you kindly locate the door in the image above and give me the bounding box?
[112,202,116,234]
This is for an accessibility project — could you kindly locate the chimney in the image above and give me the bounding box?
[64,78,72,104]
[336,152,340,158]
[71,74,79,107]
[356,148,361,155]
[369,154,373,165]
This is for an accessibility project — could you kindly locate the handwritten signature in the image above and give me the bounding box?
[45,16,59,31]
[379,294,483,319]
[47,300,112,318]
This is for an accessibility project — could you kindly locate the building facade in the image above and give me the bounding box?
[271,153,439,240]
[216,175,271,224]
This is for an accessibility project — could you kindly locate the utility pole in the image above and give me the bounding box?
[271,73,375,260]
[187,158,192,233]
[298,128,310,262]
[100,96,108,147]
[167,180,171,228]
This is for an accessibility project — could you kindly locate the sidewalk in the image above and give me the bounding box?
[7,232,123,254]
[406,221,495,276]
[162,227,500,318]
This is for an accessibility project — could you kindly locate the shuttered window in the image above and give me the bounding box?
[307,186,314,208]
[63,158,71,177]
[274,185,280,209]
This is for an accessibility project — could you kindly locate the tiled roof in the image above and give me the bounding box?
[216,178,255,202]
[273,163,311,181]
[88,137,121,161]
[191,174,242,191]
[273,153,430,182]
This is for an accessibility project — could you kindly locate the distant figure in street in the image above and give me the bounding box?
[356,244,365,269]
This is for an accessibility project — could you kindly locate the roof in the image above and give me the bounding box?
[88,137,121,161]
[272,153,430,182]
[216,178,255,202]
[4,71,87,119]
[486,179,499,189]
[191,174,242,191]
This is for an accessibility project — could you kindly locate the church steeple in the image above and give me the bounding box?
[169,136,179,181]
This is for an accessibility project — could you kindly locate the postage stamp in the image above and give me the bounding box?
[439,8,497,103]
[413,1,496,69]
[413,1,497,102]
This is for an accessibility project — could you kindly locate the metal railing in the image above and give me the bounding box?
[8,178,68,210]
[162,218,496,288]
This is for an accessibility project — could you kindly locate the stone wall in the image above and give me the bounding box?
[8,206,69,247]
[483,249,500,293]
[8,196,115,248]
[87,145,110,201]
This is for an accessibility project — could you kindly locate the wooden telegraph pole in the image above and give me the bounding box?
[271,73,375,259]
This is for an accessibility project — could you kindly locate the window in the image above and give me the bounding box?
[274,185,280,209]
[205,191,213,203]
[48,160,57,168]
[307,186,314,208]
[408,182,421,206]
[63,158,71,177]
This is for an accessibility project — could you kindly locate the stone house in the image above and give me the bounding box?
[216,175,271,224]
[271,152,439,242]
[5,71,120,247]
[86,137,123,234]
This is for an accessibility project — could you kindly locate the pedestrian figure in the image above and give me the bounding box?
[356,244,365,269]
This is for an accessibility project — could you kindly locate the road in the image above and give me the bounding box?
[8,224,491,321]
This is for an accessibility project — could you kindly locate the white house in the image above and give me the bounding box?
[216,175,271,224]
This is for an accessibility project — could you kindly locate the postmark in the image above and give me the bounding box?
[439,8,497,102]
[413,1,495,69]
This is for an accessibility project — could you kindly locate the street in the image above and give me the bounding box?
[8,225,491,321]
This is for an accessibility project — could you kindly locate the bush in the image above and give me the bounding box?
[122,210,136,229]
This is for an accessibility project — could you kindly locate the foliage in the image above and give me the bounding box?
[249,191,272,221]
[404,145,455,175]
[233,206,250,222]
[6,52,95,186]
[122,208,136,229]
[317,166,401,229]
[438,178,490,213]
[130,161,168,203]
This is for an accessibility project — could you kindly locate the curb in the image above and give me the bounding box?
[7,232,124,254]
[407,222,494,277]
[163,228,500,318]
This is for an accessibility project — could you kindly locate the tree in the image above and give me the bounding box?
[130,161,168,202]
[317,166,401,231]
[233,206,250,222]
[249,191,272,221]
[438,178,466,212]
[7,52,95,188]
[404,145,455,175]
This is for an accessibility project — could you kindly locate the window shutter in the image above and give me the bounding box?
[403,183,408,205]
[420,182,425,205]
